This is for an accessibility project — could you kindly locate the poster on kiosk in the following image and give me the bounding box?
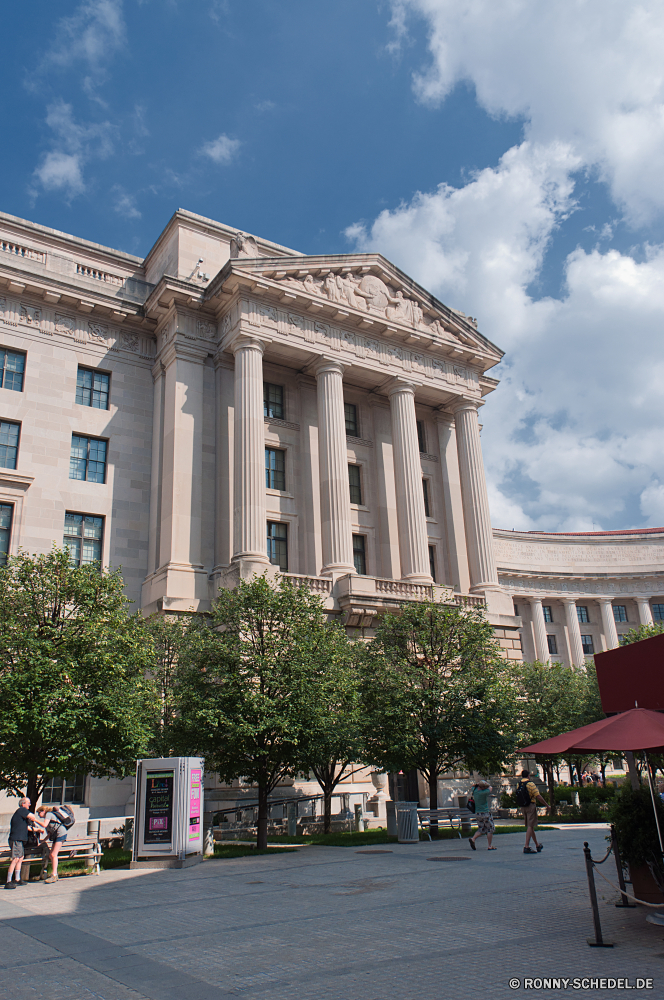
[133,757,204,867]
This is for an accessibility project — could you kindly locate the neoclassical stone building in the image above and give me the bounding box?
[0,208,518,644]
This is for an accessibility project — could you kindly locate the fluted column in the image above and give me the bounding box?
[562,598,585,665]
[528,598,550,663]
[635,597,653,626]
[452,399,500,594]
[598,598,619,650]
[434,412,471,593]
[388,381,431,583]
[315,360,355,576]
[232,337,269,572]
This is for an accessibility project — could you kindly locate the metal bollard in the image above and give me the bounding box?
[610,824,636,907]
[87,819,100,838]
[584,842,614,947]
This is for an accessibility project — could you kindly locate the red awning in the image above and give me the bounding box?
[521,707,664,754]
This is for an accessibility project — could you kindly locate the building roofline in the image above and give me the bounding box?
[0,210,145,265]
[494,527,664,538]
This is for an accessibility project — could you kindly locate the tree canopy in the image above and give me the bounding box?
[0,548,158,806]
[361,600,516,819]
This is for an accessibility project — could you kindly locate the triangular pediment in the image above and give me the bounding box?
[206,252,503,367]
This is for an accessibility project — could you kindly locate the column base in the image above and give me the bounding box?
[401,573,433,585]
[320,564,356,578]
[141,562,210,615]
[471,584,515,616]
[226,556,276,584]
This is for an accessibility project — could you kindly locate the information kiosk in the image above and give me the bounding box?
[132,757,204,868]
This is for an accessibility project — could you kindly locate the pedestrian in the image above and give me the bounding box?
[469,780,497,851]
[5,798,47,888]
[516,769,549,854]
[658,782,664,805]
[35,805,71,883]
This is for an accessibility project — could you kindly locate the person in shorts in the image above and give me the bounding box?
[6,798,47,888]
[36,805,68,883]
[469,780,497,851]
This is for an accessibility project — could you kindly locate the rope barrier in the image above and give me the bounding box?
[592,862,664,909]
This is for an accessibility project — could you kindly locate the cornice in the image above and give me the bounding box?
[0,469,34,491]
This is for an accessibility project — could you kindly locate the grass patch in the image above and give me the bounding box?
[211,845,298,860]
[260,825,557,847]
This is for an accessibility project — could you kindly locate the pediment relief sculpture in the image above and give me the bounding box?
[274,268,477,347]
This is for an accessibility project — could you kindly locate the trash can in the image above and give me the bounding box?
[396,801,419,843]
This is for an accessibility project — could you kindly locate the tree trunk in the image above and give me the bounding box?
[26,773,40,810]
[323,787,332,834]
[546,761,556,816]
[428,767,439,838]
[257,780,269,850]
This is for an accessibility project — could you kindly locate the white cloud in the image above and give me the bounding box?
[33,152,85,198]
[37,0,126,82]
[31,100,114,200]
[394,0,664,225]
[112,186,141,219]
[199,133,241,165]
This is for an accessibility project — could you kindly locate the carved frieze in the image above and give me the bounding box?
[500,574,664,597]
[88,321,110,343]
[55,314,75,336]
[20,304,41,327]
[119,331,139,353]
[197,319,217,338]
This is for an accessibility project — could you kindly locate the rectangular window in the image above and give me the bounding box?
[0,420,20,470]
[547,634,558,655]
[345,402,358,437]
[613,605,628,622]
[264,383,284,419]
[0,502,12,566]
[265,448,286,491]
[76,367,110,409]
[352,534,366,576]
[70,435,107,483]
[417,419,426,454]
[577,605,589,624]
[63,512,103,566]
[428,545,436,583]
[0,348,25,392]
[266,521,288,571]
[422,479,431,517]
[653,604,664,621]
[543,605,553,623]
[348,464,362,505]
[41,775,85,805]
[581,635,594,655]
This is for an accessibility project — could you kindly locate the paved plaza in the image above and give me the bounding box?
[1,827,662,1000]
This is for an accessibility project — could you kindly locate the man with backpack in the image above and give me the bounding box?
[35,803,75,883]
[516,769,549,854]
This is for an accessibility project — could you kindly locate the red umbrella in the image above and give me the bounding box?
[520,707,664,854]
[521,708,664,754]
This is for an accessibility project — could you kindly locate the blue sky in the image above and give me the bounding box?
[3,0,664,533]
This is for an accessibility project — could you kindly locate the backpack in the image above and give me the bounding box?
[467,786,477,814]
[515,781,532,808]
[50,805,75,829]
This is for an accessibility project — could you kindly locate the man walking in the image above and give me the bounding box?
[6,798,47,888]
[517,770,549,854]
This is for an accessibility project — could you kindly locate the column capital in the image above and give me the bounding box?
[433,409,455,426]
[231,335,266,356]
[450,396,484,414]
[386,378,417,398]
[313,357,346,378]
[596,596,614,605]
[560,596,577,605]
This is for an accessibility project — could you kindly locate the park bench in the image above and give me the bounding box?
[417,807,474,840]
[0,836,103,877]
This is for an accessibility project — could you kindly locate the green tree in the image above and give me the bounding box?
[298,638,366,833]
[618,622,664,645]
[361,601,516,830]
[508,660,605,813]
[171,575,356,848]
[144,612,195,756]
[0,549,158,807]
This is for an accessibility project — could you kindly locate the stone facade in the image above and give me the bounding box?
[495,527,664,664]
